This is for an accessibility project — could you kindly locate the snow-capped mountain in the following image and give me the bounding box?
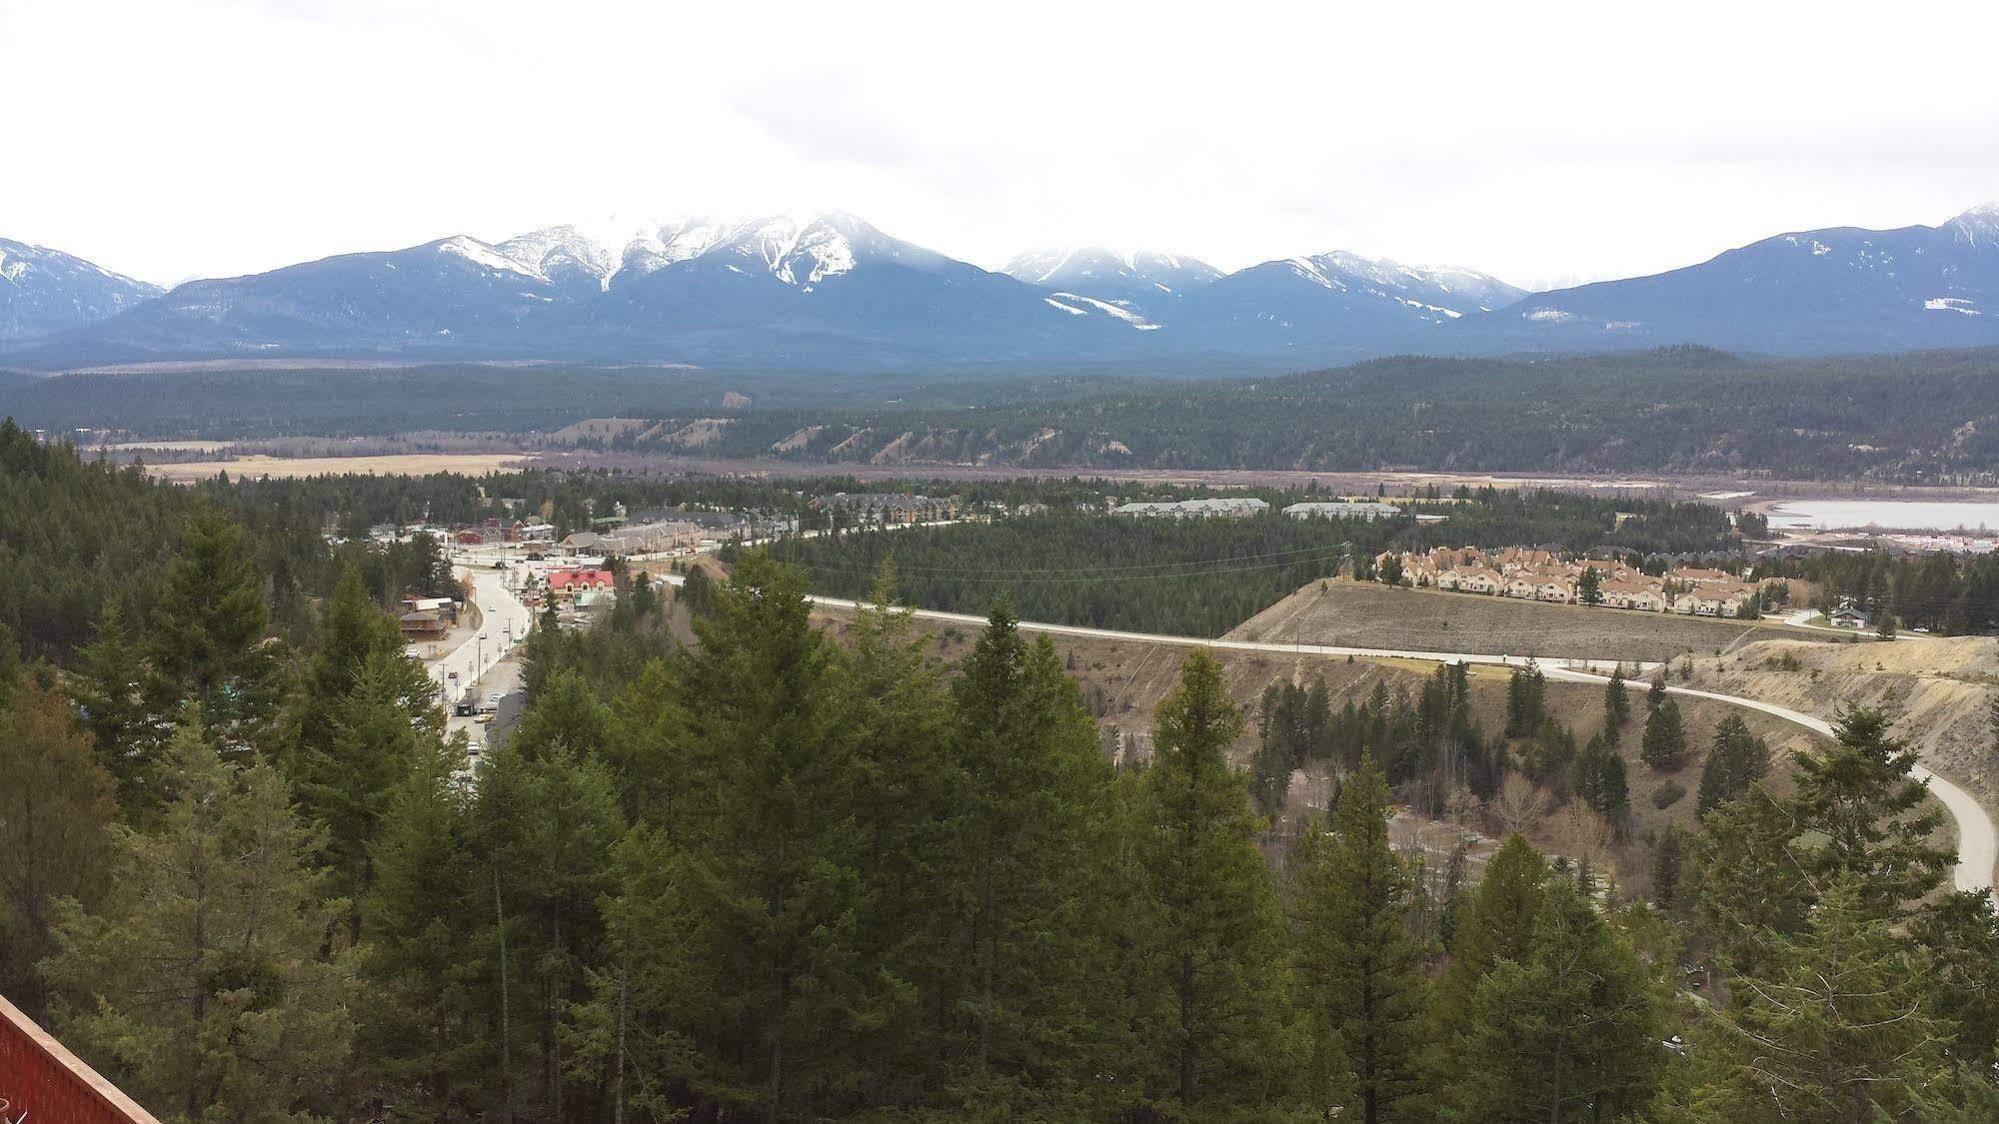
[1003,247,1222,325]
[20,234,591,365]
[1452,203,1999,355]
[1161,250,1527,358]
[613,218,738,280]
[0,238,161,342]
[9,213,1145,368]
[21,201,1999,371]
[491,226,621,292]
[589,212,1145,364]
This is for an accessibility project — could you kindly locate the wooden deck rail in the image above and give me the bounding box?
[0,993,160,1124]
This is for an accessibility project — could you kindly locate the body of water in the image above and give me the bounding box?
[1766,499,1999,532]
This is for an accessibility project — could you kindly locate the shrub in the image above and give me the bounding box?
[1652,781,1687,809]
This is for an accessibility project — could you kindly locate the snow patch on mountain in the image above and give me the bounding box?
[440,237,550,282]
[1050,291,1161,329]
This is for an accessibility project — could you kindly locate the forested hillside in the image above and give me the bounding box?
[782,490,1751,636]
[6,535,1993,1120]
[640,346,1999,481]
[0,420,451,660]
[4,428,1996,1121]
[8,347,1999,483]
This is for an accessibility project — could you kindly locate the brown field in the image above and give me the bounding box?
[145,452,537,481]
[549,448,1999,507]
[1229,578,1829,665]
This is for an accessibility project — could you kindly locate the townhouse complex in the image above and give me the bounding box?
[1374,546,1763,617]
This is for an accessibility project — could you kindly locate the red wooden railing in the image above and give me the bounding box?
[0,993,160,1124]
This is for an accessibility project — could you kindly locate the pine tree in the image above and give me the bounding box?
[1911,890,1999,1066]
[1639,697,1687,770]
[1290,753,1428,1123]
[294,565,438,741]
[1650,824,1686,912]
[1696,713,1771,817]
[830,562,957,1103]
[1427,835,1548,1046]
[939,599,1118,1116]
[1444,881,1661,1122]
[69,601,154,808]
[0,676,119,1019]
[484,743,626,1118]
[359,738,485,1121]
[1505,664,1546,738]
[1602,665,1629,731]
[1687,876,1947,1122]
[146,506,287,748]
[1129,649,1299,1118]
[43,715,358,1122]
[1575,732,1630,819]
[1792,705,1950,919]
[1687,786,1812,978]
[602,657,698,830]
[291,650,443,937]
[609,553,874,1118]
[507,666,612,762]
[1647,674,1667,711]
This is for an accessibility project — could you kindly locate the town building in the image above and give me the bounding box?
[1374,545,1759,616]
[1114,497,1270,518]
[1282,501,1402,521]
[810,492,958,524]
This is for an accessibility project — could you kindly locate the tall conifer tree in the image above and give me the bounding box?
[1129,649,1299,1118]
[1290,752,1428,1122]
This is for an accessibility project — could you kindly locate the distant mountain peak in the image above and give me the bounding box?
[0,237,162,342]
[1947,201,1999,245]
[1004,246,1218,289]
[1280,250,1524,313]
[606,211,912,290]
[494,226,622,290]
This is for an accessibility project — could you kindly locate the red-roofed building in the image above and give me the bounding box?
[545,568,615,595]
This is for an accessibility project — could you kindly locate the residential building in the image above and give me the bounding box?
[1283,501,1401,521]
[1115,497,1270,518]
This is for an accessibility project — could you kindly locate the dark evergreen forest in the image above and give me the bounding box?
[5,424,1998,1121]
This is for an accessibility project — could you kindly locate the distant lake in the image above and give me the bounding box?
[1766,500,1999,532]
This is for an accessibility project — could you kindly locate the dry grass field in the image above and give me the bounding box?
[1230,578,1827,665]
[145,452,536,481]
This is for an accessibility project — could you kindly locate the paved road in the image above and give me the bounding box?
[682,578,1993,893]
[427,564,533,708]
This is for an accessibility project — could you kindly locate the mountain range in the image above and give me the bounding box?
[0,238,161,342]
[4,204,1998,371]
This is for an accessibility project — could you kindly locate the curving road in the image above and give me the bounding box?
[765,585,1996,893]
[1542,668,1995,893]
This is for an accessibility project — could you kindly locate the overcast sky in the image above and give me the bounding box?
[5,0,1997,290]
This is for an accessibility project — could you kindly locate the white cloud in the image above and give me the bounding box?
[4,0,1997,291]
